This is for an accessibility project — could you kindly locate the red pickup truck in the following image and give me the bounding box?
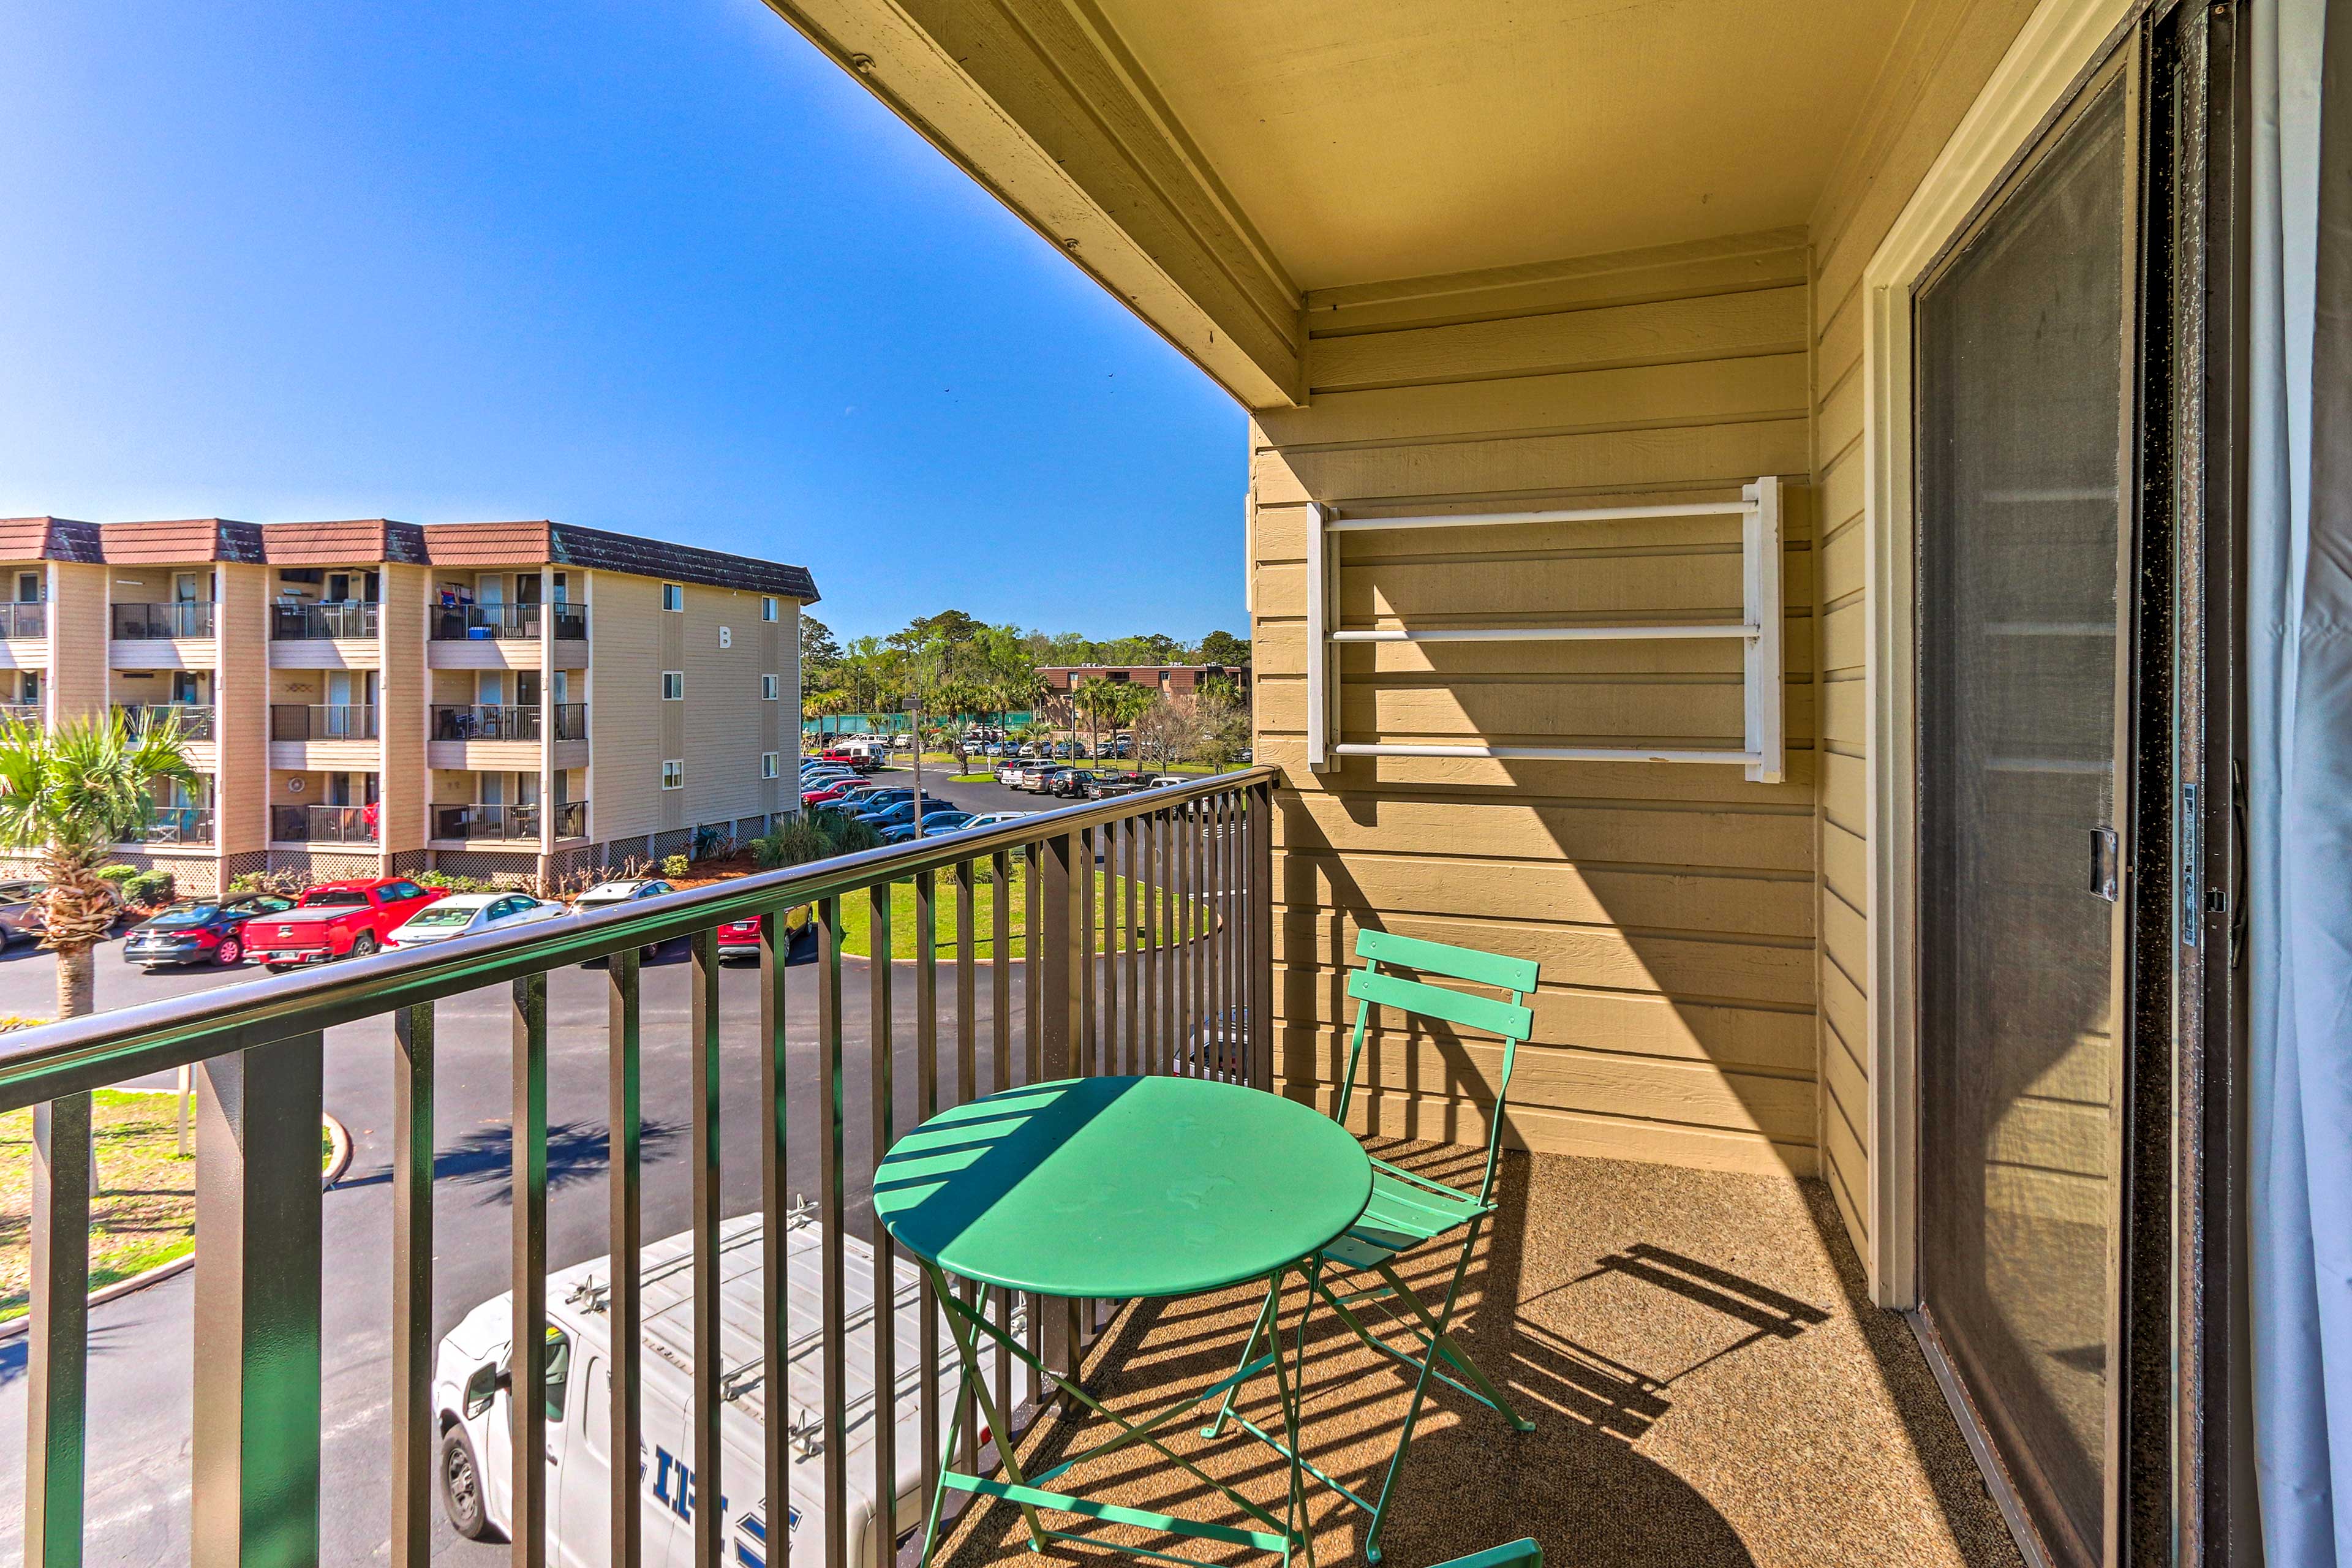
[246,878,444,971]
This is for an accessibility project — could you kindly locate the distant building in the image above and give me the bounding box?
[0,514,816,890]
[1036,663,1250,699]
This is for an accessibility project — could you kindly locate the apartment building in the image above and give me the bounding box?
[0,515,816,892]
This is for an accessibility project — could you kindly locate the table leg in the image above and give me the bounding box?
[925,1259,1050,1555]
[1267,1262,1325,1568]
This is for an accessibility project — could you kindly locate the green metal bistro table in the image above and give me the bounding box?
[875,1074,1373,1567]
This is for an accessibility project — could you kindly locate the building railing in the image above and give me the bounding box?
[432,704,541,742]
[432,801,535,841]
[0,703,40,728]
[553,701,587,741]
[118,703,216,742]
[111,601,215,639]
[429,603,587,642]
[271,703,379,742]
[0,602,47,638]
[272,804,379,844]
[0,767,1271,1568]
[141,805,214,844]
[271,600,379,640]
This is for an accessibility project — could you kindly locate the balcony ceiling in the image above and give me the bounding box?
[1088,0,1913,291]
[762,0,1918,405]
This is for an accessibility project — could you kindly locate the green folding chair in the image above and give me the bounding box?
[1203,928,1538,1563]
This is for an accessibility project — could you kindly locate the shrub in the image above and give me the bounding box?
[120,869,175,907]
[827,816,883,854]
[96,864,137,885]
[417,870,492,894]
[753,816,834,870]
[661,854,690,879]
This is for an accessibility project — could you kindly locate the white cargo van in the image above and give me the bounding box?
[432,1206,1024,1567]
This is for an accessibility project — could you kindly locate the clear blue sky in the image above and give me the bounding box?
[0,2,1248,644]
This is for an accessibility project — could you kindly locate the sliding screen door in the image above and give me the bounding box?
[1915,64,2133,1568]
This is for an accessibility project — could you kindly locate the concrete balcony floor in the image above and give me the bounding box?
[933,1145,2020,1568]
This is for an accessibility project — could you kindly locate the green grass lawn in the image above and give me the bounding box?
[0,1089,336,1321]
[833,862,1205,960]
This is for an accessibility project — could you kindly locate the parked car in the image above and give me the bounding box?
[1085,771,1149,801]
[840,788,921,820]
[715,903,813,962]
[1012,763,1057,792]
[1148,774,1188,788]
[802,783,859,808]
[959,811,1035,829]
[569,878,676,962]
[994,762,1025,785]
[880,811,973,843]
[858,799,963,831]
[122,892,299,969]
[388,892,566,949]
[0,878,47,946]
[245,878,445,971]
[1049,769,1099,799]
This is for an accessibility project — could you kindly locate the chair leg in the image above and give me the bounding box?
[1363,1220,1525,1564]
[1200,1274,1282,1439]
[1372,1257,1535,1433]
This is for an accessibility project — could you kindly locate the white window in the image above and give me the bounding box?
[661,582,684,612]
[761,596,778,622]
[661,760,682,790]
[662,671,684,701]
[761,674,779,701]
[761,752,780,779]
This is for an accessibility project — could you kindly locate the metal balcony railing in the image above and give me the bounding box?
[551,798,586,839]
[271,703,379,741]
[0,602,47,638]
[272,804,380,844]
[272,601,379,640]
[111,601,214,639]
[141,805,214,844]
[428,603,587,642]
[554,701,587,741]
[432,704,541,742]
[0,768,1272,1568]
[431,801,540,841]
[0,703,40,728]
[118,703,216,742]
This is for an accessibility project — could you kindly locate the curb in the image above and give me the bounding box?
[0,1112,355,1340]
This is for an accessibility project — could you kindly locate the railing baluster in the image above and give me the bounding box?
[953,861,980,1466]
[1102,819,1121,1076]
[1194,796,1210,1082]
[26,1092,89,1568]
[1123,816,1140,1074]
[816,897,849,1568]
[690,929,723,1568]
[1038,831,1080,1398]
[866,885,898,1568]
[914,870,943,1539]
[1156,810,1172,1075]
[1025,843,1042,1086]
[1080,826,1098,1076]
[759,914,793,1568]
[610,949,644,1568]
[990,853,1016,1440]
[192,1033,325,1567]
[1173,800,1191,1076]
[391,1004,434,1568]
[1252,783,1275,1090]
[510,976,549,1568]
[1223,791,1239,1079]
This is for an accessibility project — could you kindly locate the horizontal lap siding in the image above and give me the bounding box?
[1803,0,2043,1265]
[1256,229,1819,1178]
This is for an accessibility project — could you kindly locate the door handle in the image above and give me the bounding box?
[2090,827,2120,902]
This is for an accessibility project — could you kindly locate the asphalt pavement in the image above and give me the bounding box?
[0,765,1107,1566]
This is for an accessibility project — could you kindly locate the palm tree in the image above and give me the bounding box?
[0,711,198,1019]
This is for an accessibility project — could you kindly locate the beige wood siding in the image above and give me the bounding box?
[48,563,109,722]
[679,585,777,829]
[379,564,431,855]
[1254,229,1817,1177]
[586,572,666,843]
[1803,0,2041,1260]
[214,564,269,856]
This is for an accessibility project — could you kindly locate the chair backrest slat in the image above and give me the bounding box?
[1355,928,1539,993]
[1347,967,1532,1042]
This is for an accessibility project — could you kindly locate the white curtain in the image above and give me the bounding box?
[2250,0,2352,1562]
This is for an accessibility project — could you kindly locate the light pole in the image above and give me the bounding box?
[903,695,925,839]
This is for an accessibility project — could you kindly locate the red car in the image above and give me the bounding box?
[245,877,445,971]
[716,906,812,962]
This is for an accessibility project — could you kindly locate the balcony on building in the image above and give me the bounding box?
[429,797,585,845]
[0,601,47,642]
[270,802,379,845]
[267,567,382,669]
[108,597,218,675]
[0,669,42,731]
[427,701,587,771]
[138,802,213,846]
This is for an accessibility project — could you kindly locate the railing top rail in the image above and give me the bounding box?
[0,764,1273,1109]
